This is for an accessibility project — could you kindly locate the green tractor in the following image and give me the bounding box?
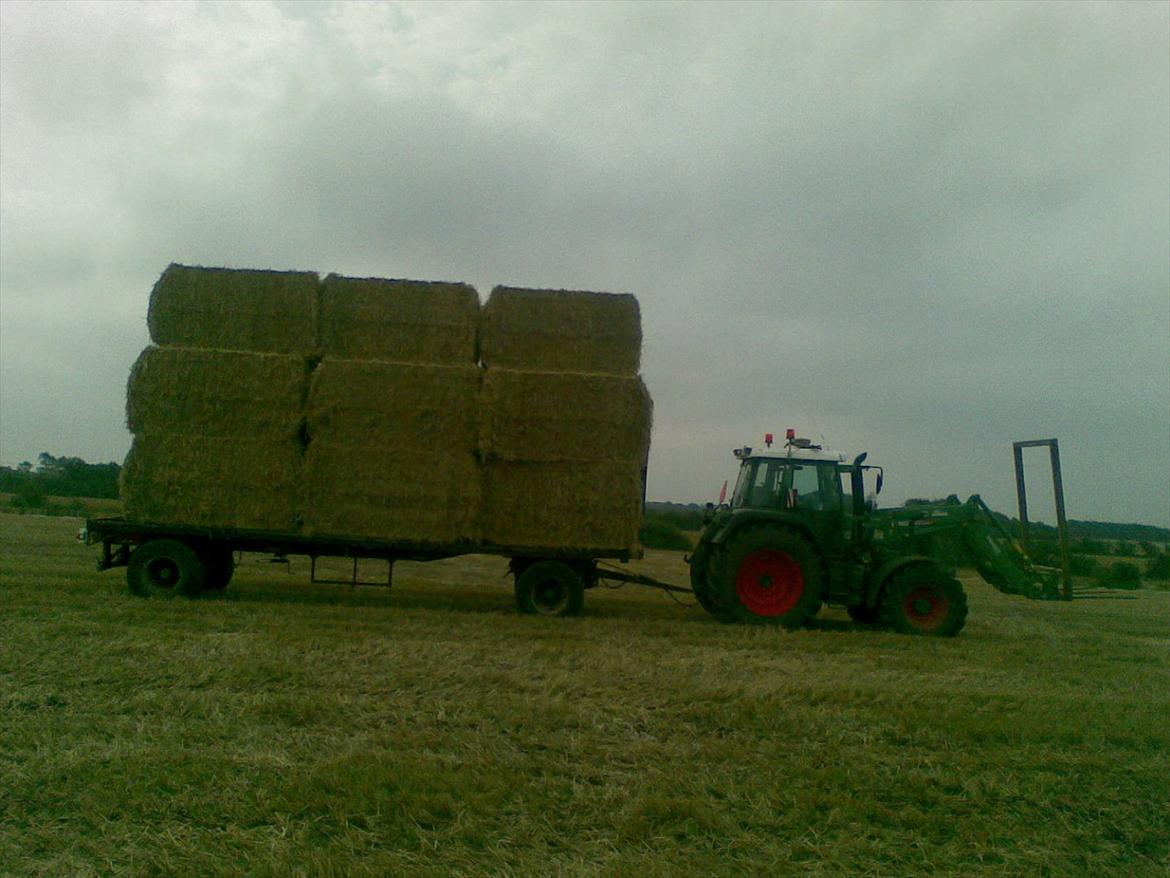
[688,430,1063,636]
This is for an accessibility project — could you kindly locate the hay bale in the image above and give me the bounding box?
[301,444,480,543]
[480,287,641,374]
[480,369,651,462]
[121,435,301,531]
[307,359,479,450]
[319,274,480,363]
[147,263,319,354]
[480,461,644,554]
[126,346,309,440]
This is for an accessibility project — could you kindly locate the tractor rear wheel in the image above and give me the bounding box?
[713,528,822,628]
[880,568,968,636]
[127,539,207,598]
[689,543,735,621]
[514,560,585,617]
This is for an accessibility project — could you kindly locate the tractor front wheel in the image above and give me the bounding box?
[714,529,822,628]
[514,560,585,617]
[880,569,968,636]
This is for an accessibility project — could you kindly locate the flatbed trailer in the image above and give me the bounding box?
[82,517,689,615]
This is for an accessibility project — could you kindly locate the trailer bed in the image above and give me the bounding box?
[83,517,639,569]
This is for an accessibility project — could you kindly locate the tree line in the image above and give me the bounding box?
[0,453,121,503]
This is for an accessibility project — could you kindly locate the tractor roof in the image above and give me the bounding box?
[734,443,846,464]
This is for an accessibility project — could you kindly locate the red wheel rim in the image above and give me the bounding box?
[736,550,804,616]
[903,586,949,630]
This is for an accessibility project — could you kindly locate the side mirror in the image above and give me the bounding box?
[875,470,884,495]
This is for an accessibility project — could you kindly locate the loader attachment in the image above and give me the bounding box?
[872,496,1064,600]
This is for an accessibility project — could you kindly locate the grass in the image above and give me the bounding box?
[2,512,1168,877]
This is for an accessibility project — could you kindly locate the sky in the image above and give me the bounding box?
[1,0,1167,526]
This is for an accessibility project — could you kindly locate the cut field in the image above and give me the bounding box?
[2,513,1167,877]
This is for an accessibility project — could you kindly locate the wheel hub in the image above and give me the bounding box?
[904,586,949,630]
[735,549,803,616]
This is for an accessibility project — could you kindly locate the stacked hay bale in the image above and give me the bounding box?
[478,287,651,555]
[122,265,318,530]
[122,266,652,556]
[300,275,482,543]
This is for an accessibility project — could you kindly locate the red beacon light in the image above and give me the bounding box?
[764,433,773,448]
[786,428,796,441]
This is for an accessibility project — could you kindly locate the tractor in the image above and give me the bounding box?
[687,430,1063,636]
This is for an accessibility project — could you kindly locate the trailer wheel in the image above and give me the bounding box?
[880,568,968,636]
[515,560,585,617]
[714,528,822,628]
[127,539,207,598]
[200,544,235,591]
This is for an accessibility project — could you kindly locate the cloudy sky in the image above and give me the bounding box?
[1,0,1167,526]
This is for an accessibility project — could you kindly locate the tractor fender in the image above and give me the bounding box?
[863,556,947,608]
[707,510,816,548]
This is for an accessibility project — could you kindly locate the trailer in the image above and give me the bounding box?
[81,517,689,617]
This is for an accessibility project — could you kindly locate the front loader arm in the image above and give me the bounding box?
[872,496,1063,600]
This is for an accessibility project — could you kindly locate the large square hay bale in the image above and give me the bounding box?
[121,435,301,532]
[319,274,480,363]
[307,359,480,450]
[147,263,319,354]
[301,443,480,544]
[480,287,641,375]
[480,460,644,554]
[480,369,651,462]
[126,346,309,440]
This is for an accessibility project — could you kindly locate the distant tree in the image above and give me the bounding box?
[1100,562,1142,589]
[1146,555,1170,581]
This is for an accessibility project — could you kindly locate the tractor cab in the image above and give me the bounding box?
[729,433,847,514]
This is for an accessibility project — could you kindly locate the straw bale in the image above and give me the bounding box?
[480,369,651,462]
[121,435,301,532]
[319,274,480,363]
[480,287,642,375]
[307,359,479,450]
[301,444,480,543]
[147,263,318,354]
[126,346,309,440]
[480,461,644,554]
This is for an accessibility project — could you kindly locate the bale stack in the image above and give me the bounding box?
[122,267,653,556]
[300,275,482,544]
[478,287,651,555]
[121,265,317,531]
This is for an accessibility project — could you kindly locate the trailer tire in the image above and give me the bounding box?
[127,539,207,599]
[200,544,235,591]
[713,528,822,628]
[515,560,585,617]
[880,567,968,636]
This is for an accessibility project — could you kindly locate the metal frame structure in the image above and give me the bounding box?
[1012,438,1072,600]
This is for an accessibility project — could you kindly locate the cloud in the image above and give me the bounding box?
[1,0,1166,524]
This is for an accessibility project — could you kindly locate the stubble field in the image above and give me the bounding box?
[1,512,1167,877]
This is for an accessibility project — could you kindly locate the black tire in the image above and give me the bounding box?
[515,560,585,617]
[847,604,882,625]
[712,528,823,628]
[689,543,736,622]
[201,544,235,591]
[879,567,968,636]
[127,539,207,598]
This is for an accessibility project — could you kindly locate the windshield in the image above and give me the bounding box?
[731,458,843,511]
